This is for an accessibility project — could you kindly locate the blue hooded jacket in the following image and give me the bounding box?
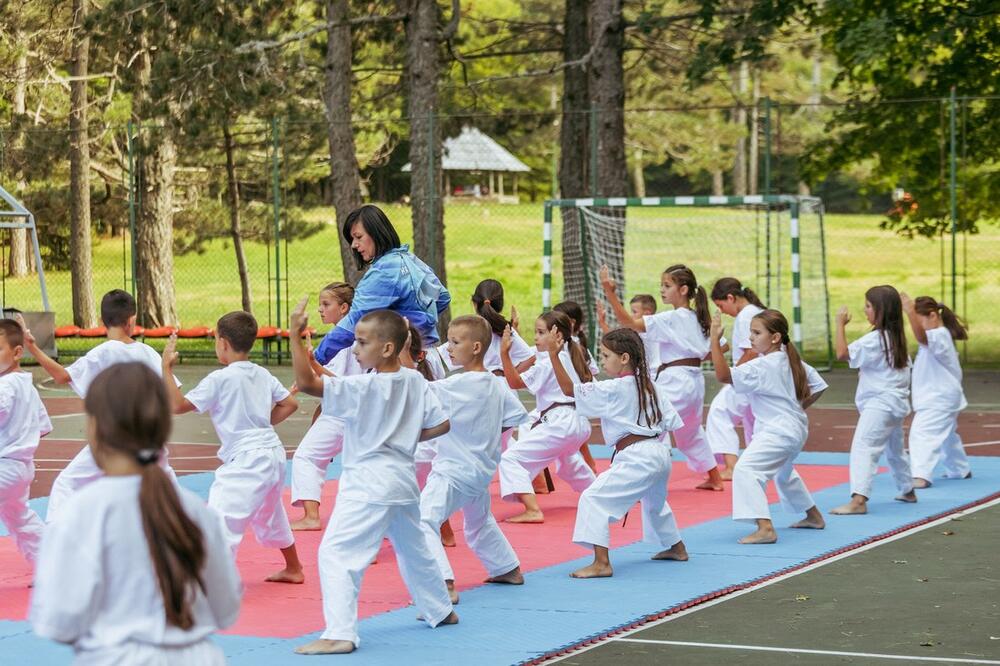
[314,245,451,365]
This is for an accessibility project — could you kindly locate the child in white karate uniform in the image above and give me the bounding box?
[420,315,529,602]
[555,300,603,475]
[597,294,660,374]
[601,263,725,491]
[549,327,688,579]
[902,294,971,487]
[710,309,828,544]
[162,312,304,583]
[290,305,457,656]
[0,319,50,565]
[707,277,766,479]
[290,282,363,531]
[498,310,596,523]
[831,285,916,515]
[31,363,241,666]
[18,290,180,523]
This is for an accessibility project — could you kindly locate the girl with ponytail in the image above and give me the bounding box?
[832,285,915,515]
[445,278,534,376]
[707,277,767,479]
[497,310,596,523]
[31,363,241,663]
[902,293,971,488]
[710,310,828,544]
[600,263,725,491]
[548,326,689,578]
[553,300,600,474]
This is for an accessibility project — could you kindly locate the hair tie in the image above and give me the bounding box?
[483,299,491,306]
[136,448,160,466]
[782,334,790,345]
[936,302,946,310]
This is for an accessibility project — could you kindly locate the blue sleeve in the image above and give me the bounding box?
[436,283,451,314]
[314,260,400,365]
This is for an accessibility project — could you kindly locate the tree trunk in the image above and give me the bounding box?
[135,126,179,327]
[222,119,253,314]
[712,169,724,196]
[69,0,98,327]
[732,62,749,196]
[325,0,364,286]
[749,69,761,195]
[404,0,449,335]
[9,47,31,278]
[632,146,645,198]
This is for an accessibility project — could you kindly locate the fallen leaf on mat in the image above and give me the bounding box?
[941,530,955,536]
[920,642,935,647]
[795,595,810,602]
[893,560,908,564]
[917,578,929,583]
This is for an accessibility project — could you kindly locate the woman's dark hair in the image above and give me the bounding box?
[540,310,593,383]
[602,328,662,428]
[84,363,206,630]
[865,285,909,370]
[664,264,711,337]
[407,323,435,381]
[553,300,592,362]
[752,310,811,402]
[472,279,511,336]
[341,205,402,271]
[914,296,968,341]
[711,277,766,309]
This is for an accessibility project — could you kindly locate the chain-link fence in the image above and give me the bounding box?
[1,97,997,362]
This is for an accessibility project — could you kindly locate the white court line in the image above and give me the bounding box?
[612,639,1000,664]
[48,412,85,420]
[546,497,1000,664]
[965,440,1000,448]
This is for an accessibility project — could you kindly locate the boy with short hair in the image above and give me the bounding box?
[18,290,179,522]
[598,293,660,370]
[0,319,51,565]
[289,301,457,656]
[420,315,529,603]
[162,311,304,583]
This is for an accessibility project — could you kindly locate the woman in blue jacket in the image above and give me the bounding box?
[313,205,451,365]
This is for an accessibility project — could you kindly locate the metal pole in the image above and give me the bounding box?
[126,121,138,298]
[542,203,553,311]
[271,118,282,333]
[948,86,957,309]
[589,105,598,197]
[28,213,50,310]
[790,200,802,349]
[427,113,436,271]
[763,98,773,301]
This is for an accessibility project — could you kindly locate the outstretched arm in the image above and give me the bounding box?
[900,292,928,346]
[161,334,196,414]
[290,297,325,397]
[710,313,732,385]
[547,328,575,397]
[500,326,528,390]
[834,306,851,361]
[600,265,645,332]
[15,315,70,384]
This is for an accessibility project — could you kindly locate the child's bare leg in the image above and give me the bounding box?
[294,639,355,655]
[290,500,322,531]
[651,539,689,561]
[719,454,738,481]
[579,443,598,475]
[895,489,917,503]
[440,519,456,547]
[532,470,552,494]
[830,493,868,515]
[789,505,825,529]
[506,493,544,523]
[266,544,306,583]
[486,565,524,585]
[696,466,725,491]
[570,545,613,578]
[445,579,459,604]
[739,518,778,544]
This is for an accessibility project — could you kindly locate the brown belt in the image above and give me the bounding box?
[610,432,659,463]
[491,369,505,377]
[655,357,701,379]
[531,401,575,429]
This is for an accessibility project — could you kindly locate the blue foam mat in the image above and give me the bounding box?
[5,455,998,665]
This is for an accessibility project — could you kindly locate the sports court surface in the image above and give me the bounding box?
[1,366,998,665]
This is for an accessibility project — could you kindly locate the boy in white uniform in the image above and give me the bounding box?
[0,319,51,565]
[18,290,179,523]
[420,315,529,603]
[289,303,457,656]
[162,311,304,584]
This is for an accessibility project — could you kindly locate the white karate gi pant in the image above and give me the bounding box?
[420,472,519,581]
[208,446,294,557]
[656,367,717,473]
[71,638,226,666]
[318,498,453,646]
[572,438,681,550]
[732,429,814,521]
[909,409,970,482]
[0,458,44,563]
[290,415,345,507]
[499,407,594,501]
[706,385,755,457]
[47,445,178,524]
[849,408,914,499]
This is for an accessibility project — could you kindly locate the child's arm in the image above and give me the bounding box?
[290,296,325,397]
[270,394,298,425]
[547,327,576,397]
[420,419,450,441]
[802,388,825,410]
[900,292,928,345]
[596,302,611,335]
[735,348,756,366]
[710,313,732,384]
[834,306,851,361]
[161,334,197,414]
[600,265,645,331]
[15,315,70,384]
[500,326,528,389]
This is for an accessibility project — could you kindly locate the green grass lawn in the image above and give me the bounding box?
[5,201,998,364]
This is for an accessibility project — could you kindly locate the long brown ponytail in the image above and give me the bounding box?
[406,323,436,381]
[540,310,593,383]
[711,277,766,309]
[472,279,511,336]
[865,285,909,369]
[665,264,711,337]
[753,310,811,402]
[84,363,206,630]
[554,300,592,362]
[602,328,662,427]
[914,296,968,341]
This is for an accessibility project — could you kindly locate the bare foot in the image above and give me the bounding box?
[651,540,689,561]
[963,471,973,479]
[290,517,322,531]
[506,510,544,524]
[830,496,868,515]
[486,566,524,585]
[570,562,613,578]
[446,581,459,604]
[895,490,917,503]
[912,477,932,489]
[438,611,459,626]
[440,521,456,548]
[790,512,825,530]
[266,567,305,584]
[294,639,354,655]
[719,469,734,481]
[739,526,778,544]
[695,479,725,491]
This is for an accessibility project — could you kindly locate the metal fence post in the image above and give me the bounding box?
[790,198,802,348]
[126,121,138,299]
[542,203,553,312]
[271,117,282,354]
[948,87,957,309]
